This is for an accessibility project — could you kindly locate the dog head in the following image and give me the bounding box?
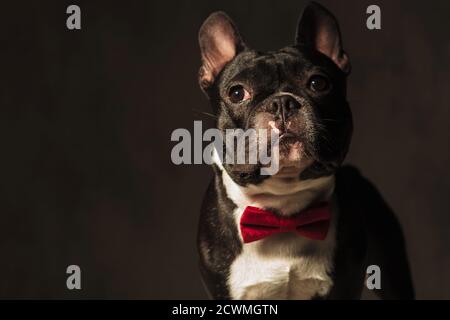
[198,2,352,185]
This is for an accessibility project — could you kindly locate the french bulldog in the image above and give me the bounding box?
[197,2,414,299]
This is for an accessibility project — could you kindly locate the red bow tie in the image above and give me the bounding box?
[240,202,331,243]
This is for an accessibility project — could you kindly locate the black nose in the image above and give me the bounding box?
[271,95,301,118]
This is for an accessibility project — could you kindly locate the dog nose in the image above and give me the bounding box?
[271,95,301,117]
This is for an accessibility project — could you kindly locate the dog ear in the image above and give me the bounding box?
[198,12,245,90]
[295,2,350,74]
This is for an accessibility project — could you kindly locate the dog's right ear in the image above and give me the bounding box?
[295,2,350,74]
[198,12,245,90]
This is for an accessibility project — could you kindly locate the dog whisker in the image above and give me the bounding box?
[192,109,218,119]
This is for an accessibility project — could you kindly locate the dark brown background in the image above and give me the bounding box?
[0,0,449,299]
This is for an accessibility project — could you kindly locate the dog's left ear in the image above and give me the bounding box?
[295,2,350,74]
[198,12,245,90]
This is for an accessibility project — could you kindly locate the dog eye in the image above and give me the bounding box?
[309,75,330,92]
[228,85,251,103]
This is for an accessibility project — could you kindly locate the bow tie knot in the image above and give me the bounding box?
[276,218,299,232]
[239,202,332,243]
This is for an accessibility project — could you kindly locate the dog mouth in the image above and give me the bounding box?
[279,132,299,145]
[278,132,303,155]
[275,132,313,176]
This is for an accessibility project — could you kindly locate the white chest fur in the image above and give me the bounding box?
[218,162,338,300]
[228,213,337,299]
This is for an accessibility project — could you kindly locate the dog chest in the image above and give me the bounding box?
[227,218,336,300]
